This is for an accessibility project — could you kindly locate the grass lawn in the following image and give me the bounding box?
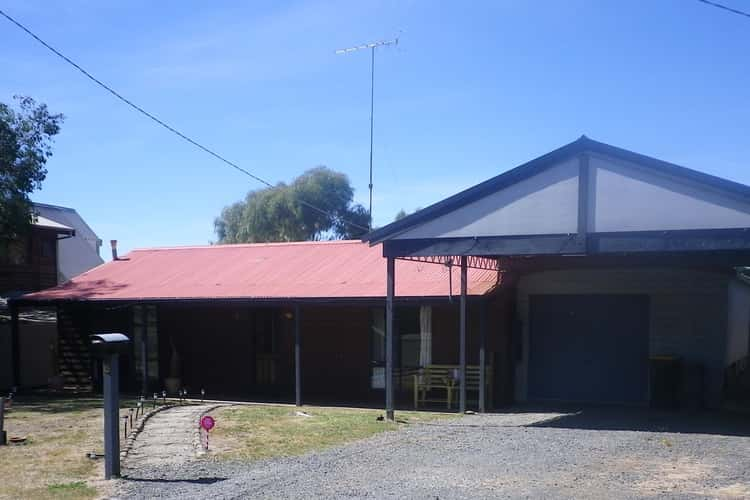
[207,405,455,462]
[0,396,137,500]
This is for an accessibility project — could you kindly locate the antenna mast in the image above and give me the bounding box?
[336,37,399,229]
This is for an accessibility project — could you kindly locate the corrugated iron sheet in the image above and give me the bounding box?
[21,240,500,302]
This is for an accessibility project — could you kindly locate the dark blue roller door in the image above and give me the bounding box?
[528,294,649,404]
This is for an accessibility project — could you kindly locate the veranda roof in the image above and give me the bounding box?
[18,240,500,302]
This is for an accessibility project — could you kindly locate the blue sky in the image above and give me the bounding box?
[1,0,748,257]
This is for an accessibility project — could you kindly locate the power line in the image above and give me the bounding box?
[696,0,750,19]
[0,8,370,233]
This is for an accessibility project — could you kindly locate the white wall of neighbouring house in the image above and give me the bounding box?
[514,267,731,408]
[726,278,750,366]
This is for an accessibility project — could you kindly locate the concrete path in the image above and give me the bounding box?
[123,404,216,474]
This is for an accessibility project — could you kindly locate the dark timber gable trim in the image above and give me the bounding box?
[577,152,590,251]
[381,228,750,258]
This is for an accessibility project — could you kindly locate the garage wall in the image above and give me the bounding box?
[515,268,730,407]
[726,278,750,365]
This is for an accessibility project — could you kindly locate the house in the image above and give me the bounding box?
[9,241,507,406]
[364,136,750,415]
[0,215,74,296]
[0,203,103,296]
[0,205,103,391]
[10,136,750,412]
[33,202,104,283]
[0,216,72,390]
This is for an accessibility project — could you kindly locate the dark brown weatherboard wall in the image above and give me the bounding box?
[60,298,512,406]
[299,305,372,400]
[160,304,267,396]
[0,228,59,295]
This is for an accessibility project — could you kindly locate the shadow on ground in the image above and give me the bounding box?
[123,477,227,485]
[524,404,750,437]
[9,395,140,413]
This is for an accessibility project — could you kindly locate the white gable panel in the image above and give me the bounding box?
[591,155,750,232]
[395,159,579,239]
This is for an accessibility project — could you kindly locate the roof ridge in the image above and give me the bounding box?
[33,202,77,212]
[130,240,365,252]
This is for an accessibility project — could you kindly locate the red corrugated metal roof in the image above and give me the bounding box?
[20,240,499,302]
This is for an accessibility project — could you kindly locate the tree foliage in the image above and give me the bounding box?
[0,96,64,238]
[394,207,421,221]
[215,166,370,243]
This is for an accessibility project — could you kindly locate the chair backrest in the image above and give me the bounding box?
[421,364,492,388]
[421,365,454,384]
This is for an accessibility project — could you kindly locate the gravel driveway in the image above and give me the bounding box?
[117,407,750,499]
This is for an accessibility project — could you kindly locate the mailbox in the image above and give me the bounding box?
[90,332,130,479]
[90,333,131,358]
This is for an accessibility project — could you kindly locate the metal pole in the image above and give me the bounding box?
[386,256,395,421]
[335,36,397,228]
[103,354,120,479]
[479,300,487,413]
[294,304,302,407]
[368,46,375,228]
[459,256,467,414]
[0,396,6,445]
[10,305,20,389]
[141,306,148,396]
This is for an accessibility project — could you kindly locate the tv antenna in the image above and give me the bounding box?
[336,36,399,229]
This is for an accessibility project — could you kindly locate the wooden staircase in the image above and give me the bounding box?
[57,307,93,391]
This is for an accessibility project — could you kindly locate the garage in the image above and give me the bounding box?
[367,137,750,410]
[528,294,650,404]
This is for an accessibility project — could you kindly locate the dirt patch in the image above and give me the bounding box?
[633,457,715,496]
[714,483,750,498]
[607,454,748,499]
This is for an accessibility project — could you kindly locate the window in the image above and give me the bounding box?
[41,238,55,259]
[0,238,29,266]
[397,308,421,370]
[370,309,386,389]
[369,306,431,388]
[133,305,159,391]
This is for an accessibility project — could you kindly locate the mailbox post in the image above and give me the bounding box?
[90,333,130,480]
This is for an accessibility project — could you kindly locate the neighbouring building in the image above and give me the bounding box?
[1,204,103,390]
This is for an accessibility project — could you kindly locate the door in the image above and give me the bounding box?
[528,294,649,404]
[253,309,277,387]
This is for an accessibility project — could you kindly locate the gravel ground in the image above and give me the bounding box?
[116,407,750,499]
